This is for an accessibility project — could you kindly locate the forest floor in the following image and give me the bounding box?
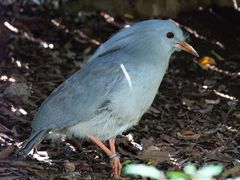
[0,3,240,179]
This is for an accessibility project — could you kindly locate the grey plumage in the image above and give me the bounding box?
[17,19,194,157]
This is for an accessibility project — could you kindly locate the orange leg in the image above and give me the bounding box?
[88,136,123,179]
[89,136,112,156]
[109,137,122,179]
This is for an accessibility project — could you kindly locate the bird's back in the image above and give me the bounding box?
[32,55,125,131]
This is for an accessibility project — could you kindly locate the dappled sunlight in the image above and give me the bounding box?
[196,56,240,77]
[172,19,225,49]
[181,25,225,49]
[15,60,21,67]
[4,21,19,33]
[100,12,115,23]
[8,77,16,83]
[33,151,52,163]
[1,75,8,81]
[201,83,237,101]
[51,18,101,45]
[18,108,27,115]
[11,105,28,115]
[100,12,130,28]
[126,133,143,151]
[0,75,16,82]
[169,156,179,166]
[233,0,240,11]
[4,21,55,50]
[10,56,30,70]
[206,64,240,77]
[66,142,76,152]
[41,42,54,49]
[22,31,55,50]
[75,30,101,45]
[224,125,238,133]
[192,56,240,101]
[51,19,60,27]
[213,90,238,101]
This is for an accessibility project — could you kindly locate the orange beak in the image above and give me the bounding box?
[174,41,199,57]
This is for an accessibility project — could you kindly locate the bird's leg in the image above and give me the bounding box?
[109,136,122,179]
[88,136,123,179]
[88,136,112,156]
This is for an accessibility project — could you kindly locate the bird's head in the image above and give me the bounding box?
[127,19,199,57]
[160,21,199,57]
[90,19,198,63]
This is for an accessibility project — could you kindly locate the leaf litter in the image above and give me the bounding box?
[0,3,240,179]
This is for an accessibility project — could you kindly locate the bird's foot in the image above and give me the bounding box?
[88,136,124,179]
[110,155,124,179]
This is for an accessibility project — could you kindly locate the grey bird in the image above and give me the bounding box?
[17,19,198,178]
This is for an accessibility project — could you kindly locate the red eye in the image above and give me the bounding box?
[166,32,174,38]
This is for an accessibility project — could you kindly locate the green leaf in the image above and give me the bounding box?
[184,164,197,175]
[123,164,165,179]
[166,171,190,180]
[195,164,223,180]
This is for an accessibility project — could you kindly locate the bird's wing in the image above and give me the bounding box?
[32,52,126,130]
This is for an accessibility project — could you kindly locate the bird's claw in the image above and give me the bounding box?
[111,156,124,179]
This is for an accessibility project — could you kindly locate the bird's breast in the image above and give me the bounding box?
[110,63,165,124]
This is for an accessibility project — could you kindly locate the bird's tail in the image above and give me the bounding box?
[16,129,49,158]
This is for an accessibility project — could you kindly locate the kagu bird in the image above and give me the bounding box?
[17,19,198,179]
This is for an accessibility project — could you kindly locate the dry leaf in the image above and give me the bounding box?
[141,137,155,149]
[0,145,15,159]
[75,162,91,171]
[64,162,76,172]
[232,111,240,119]
[182,98,195,107]
[198,56,216,69]
[205,98,220,105]
[160,134,179,144]
[3,83,31,98]
[137,145,170,162]
[33,169,50,178]
[177,130,201,140]
[0,123,10,133]
[222,166,240,178]
[149,106,161,114]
